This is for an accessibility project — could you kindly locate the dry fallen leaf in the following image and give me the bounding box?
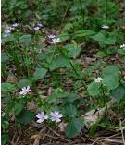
[6,73,18,83]
[82,100,115,128]
[31,135,41,145]
[30,134,41,140]
[27,102,37,110]
[58,122,67,132]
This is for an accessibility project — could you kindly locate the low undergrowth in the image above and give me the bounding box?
[1,0,125,144]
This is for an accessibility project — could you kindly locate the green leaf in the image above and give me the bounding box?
[65,44,81,58]
[1,83,16,92]
[111,84,125,102]
[19,34,31,43]
[14,102,25,116]
[96,51,107,57]
[49,55,70,71]
[118,49,125,56]
[2,121,9,130]
[106,47,117,55]
[16,110,34,124]
[75,30,95,37]
[5,102,15,114]
[85,61,105,75]
[18,79,32,88]
[66,118,84,138]
[73,80,82,90]
[47,92,69,103]
[2,34,17,43]
[47,92,77,103]
[1,53,9,63]
[92,32,105,43]
[92,32,117,45]
[59,33,70,42]
[1,134,9,145]
[87,82,101,96]
[63,103,77,117]
[33,67,47,81]
[102,66,119,90]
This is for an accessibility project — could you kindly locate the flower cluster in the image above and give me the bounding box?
[4,23,19,37]
[34,22,43,31]
[48,34,60,44]
[36,111,63,123]
[102,25,109,29]
[94,77,103,83]
[19,86,31,96]
[120,43,125,48]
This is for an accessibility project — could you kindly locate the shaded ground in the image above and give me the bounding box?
[7,122,124,145]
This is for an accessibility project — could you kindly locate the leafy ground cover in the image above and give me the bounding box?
[1,0,125,144]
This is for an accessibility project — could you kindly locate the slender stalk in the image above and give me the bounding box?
[69,60,86,89]
[105,0,108,21]
[59,2,70,32]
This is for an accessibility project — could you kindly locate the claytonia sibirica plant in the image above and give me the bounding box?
[37,23,43,27]
[5,29,11,34]
[19,86,31,96]
[4,29,11,37]
[36,111,63,123]
[12,23,19,27]
[34,26,40,31]
[48,34,60,44]
[36,112,48,123]
[94,77,103,83]
[102,25,109,29]
[48,34,56,39]
[2,0,125,142]
[120,43,125,48]
[50,38,60,44]
[50,111,63,123]
[34,22,43,30]
[3,23,19,37]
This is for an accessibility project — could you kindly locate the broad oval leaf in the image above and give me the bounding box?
[1,134,9,145]
[16,110,34,125]
[102,66,119,90]
[19,34,31,43]
[87,82,101,96]
[65,118,84,138]
[18,79,32,88]
[49,55,70,71]
[33,67,47,81]
[65,44,81,58]
[111,84,125,102]
[1,53,9,63]
[1,83,17,92]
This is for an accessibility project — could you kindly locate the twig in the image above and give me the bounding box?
[119,120,125,145]
[48,127,61,137]
[104,138,124,144]
[105,132,120,139]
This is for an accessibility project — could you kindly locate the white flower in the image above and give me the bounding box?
[9,27,15,30]
[37,23,43,27]
[120,43,125,48]
[102,25,109,29]
[36,112,48,123]
[48,34,56,39]
[50,38,60,44]
[19,86,31,96]
[94,77,103,83]
[4,29,11,37]
[12,23,19,27]
[34,26,40,31]
[5,29,11,34]
[50,111,63,123]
